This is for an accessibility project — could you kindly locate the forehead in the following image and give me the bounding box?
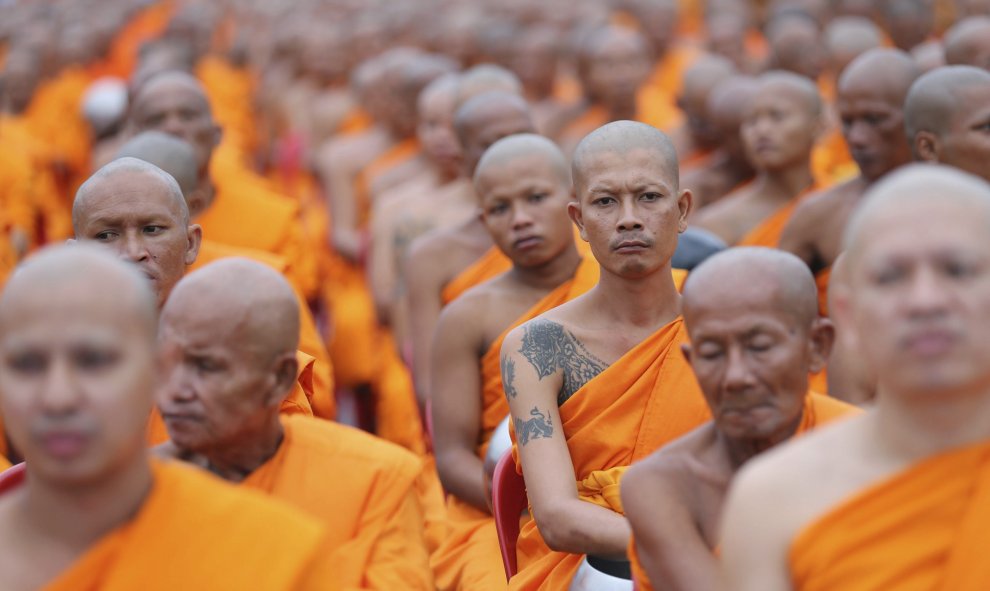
[949,84,990,126]
[133,82,210,116]
[161,296,251,352]
[469,112,531,143]
[477,155,564,195]
[747,85,812,114]
[686,274,794,329]
[418,87,457,118]
[578,147,676,193]
[77,174,182,224]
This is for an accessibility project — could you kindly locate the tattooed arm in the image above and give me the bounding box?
[500,319,632,558]
[430,296,490,513]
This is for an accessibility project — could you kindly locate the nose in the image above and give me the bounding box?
[616,197,644,232]
[846,120,872,150]
[160,114,186,139]
[120,230,150,264]
[511,202,535,229]
[40,357,83,416]
[905,266,951,318]
[722,346,757,393]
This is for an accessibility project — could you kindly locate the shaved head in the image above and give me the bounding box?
[74,157,188,228]
[683,247,819,327]
[131,70,212,118]
[825,16,884,73]
[115,131,198,199]
[474,133,570,191]
[455,63,523,108]
[755,71,822,117]
[453,91,535,175]
[839,48,920,103]
[905,66,990,139]
[572,120,679,196]
[944,16,990,70]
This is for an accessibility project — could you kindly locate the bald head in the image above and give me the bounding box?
[454,91,535,175]
[681,54,737,148]
[116,131,198,199]
[756,70,823,117]
[572,120,679,197]
[74,157,188,229]
[474,133,570,193]
[944,16,990,70]
[825,16,884,74]
[455,64,524,108]
[684,247,819,328]
[767,13,826,79]
[839,48,920,101]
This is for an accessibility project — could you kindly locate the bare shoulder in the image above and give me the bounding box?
[787,178,861,228]
[625,424,717,500]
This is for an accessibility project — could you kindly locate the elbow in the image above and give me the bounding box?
[534,503,584,554]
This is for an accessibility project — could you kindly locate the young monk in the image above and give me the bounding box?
[0,245,333,591]
[621,248,858,591]
[156,259,433,590]
[943,16,990,70]
[430,135,596,590]
[779,49,920,312]
[499,121,711,590]
[905,65,990,183]
[406,90,536,409]
[721,164,990,590]
[692,71,824,248]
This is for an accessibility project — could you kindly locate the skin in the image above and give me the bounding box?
[693,72,822,245]
[943,16,990,71]
[905,65,990,183]
[672,55,737,157]
[766,14,826,81]
[115,131,200,202]
[721,165,990,590]
[883,0,934,52]
[823,16,884,76]
[71,158,202,308]
[431,135,581,513]
[499,121,690,558]
[622,248,832,591]
[577,25,652,120]
[157,259,299,482]
[405,91,535,410]
[0,246,158,591]
[780,49,920,273]
[824,253,877,405]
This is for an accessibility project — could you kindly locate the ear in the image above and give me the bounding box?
[185,224,202,266]
[676,189,692,233]
[807,316,836,374]
[914,131,940,163]
[680,342,693,363]
[567,199,588,242]
[265,352,299,409]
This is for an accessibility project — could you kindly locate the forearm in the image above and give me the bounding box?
[537,498,631,558]
[436,447,489,513]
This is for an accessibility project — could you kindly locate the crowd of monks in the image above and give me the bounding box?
[1,0,990,589]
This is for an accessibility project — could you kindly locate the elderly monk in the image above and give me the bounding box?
[905,65,990,183]
[499,121,710,590]
[156,259,433,590]
[113,132,336,419]
[69,158,322,440]
[127,71,317,299]
[693,72,823,247]
[406,90,536,410]
[0,245,333,591]
[944,16,990,70]
[681,75,758,211]
[780,49,921,313]
[431,135,597,590]
[622,248,858,591]
[721,164,990,590]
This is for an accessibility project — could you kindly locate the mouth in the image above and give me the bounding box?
[161,412,203,428]
[39,430,89,460]
[903,330,957,358]
[513,236,543,251]
[613,240,651,253]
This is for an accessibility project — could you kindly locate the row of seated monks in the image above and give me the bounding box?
[1,0,990,589]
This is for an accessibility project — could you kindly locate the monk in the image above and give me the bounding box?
[943,16,990,70]
[721,164,990,590]
[127,71,318,300]
[882,0,935,52]
[823,17,884,77]
[622,248,858,591]
[693,72,823,247]
[668,54,737,166]
[681,75,758,211]
[0,245,333,591]
[499,121,711,590]
[431,135,595,590]
[406,90,536,409]
[780,49,920,312]
[113,132,336,419]
[765,12,827,84]
[156,259,433,590]
[905,65,990,183]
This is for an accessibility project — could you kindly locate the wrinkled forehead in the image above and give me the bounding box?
[576,147,677,196]
[77,174,183,224]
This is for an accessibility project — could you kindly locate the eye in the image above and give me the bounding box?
[94,231,118,241]
[872,266,906,286]
[192,357,221,373]
[143,225,165,235]
[695,344,723,360]
[74,348,119,371]
[943,260,977,279]
[748,339,774,353]
[488,203,509,216]
[8,352,46,374]
[593,196,616,206]
[528,193,547,203]
[641,192,662,202]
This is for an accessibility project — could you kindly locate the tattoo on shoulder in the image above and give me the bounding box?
[501,354,518,399]
[519,320,609,405]
[515,407,554,445]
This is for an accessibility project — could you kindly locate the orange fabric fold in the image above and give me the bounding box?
[508,315,711,590]
[431,255,600,591]
[738,183,823,248]
[39,459,330,591]
[789,440,990,591]
[630,392,859,591]
[441,247,513,306]
[243,416,434,590]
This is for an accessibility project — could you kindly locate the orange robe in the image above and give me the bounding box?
[192,239,335,419]
[104,1,175,79]
[789,440,990,591]
[441,246,514,306]
[635,45,699,133]
[811,129,858,188]
[244,415,434,590]
[629,392,860,591]
[738,183,823,248]
[0,454,9,472]
[431,255,601,591]
[33,459,333,591]
[196,55,259,156]
[815,266,832,318]
[508,311,710,590]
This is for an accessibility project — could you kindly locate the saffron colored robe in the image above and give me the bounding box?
[244,415,434,590]
[737,183,824,248]
[629,392,860,591]
[431,256,601,591]
[29,459,334,591]
[441,246,514,306]
[789,440,990,591]
[509,302,709,590]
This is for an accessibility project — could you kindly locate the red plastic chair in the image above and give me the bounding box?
[0,462,26,494]
[492,449,528,581]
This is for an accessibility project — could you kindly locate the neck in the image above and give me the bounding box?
[755,162,814,203]
[590,261,681,328]
[872,383,990,462]
[509,243,582,290]
[720,413,803,470]
[203,416,284,483]
[21,451,153,551]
